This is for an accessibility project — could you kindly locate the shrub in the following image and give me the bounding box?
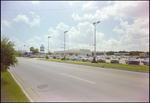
[91,57,98,63]
[46,55,49,59]
[82,59,87,62]
[61,56,66,60]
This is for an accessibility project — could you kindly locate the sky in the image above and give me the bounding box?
[1,1,149,53]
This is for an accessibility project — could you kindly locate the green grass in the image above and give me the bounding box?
[1,70,30,102]
[39,58,149,72]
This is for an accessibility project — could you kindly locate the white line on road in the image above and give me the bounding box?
[61,73,95,84]
[32,65,44,69]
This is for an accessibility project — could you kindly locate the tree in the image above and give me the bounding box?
[30,47,39,54]
[32,48,39,54]
[1,35,19,73]
[30,47,34,52]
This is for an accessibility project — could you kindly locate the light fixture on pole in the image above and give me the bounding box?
[93,21,100,58]
[48,36,51,55]
[64,31,68,58]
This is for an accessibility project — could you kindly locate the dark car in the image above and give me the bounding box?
[125,58,140,65]
[53,56,56,59]
[141,58,149,66]
[97,57,106,63]
[105,56,110,59]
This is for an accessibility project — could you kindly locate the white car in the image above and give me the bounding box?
[110,57,119,63]
[76,56,84,61]
[82,56,92,61]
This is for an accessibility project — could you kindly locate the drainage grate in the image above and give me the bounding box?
[37,84,48,89]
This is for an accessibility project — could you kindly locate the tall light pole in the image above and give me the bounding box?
[48,36,51,55]
[21,46,22,54]
[93,21,100,58]
[24,45,25,54]
[64,31,68,57]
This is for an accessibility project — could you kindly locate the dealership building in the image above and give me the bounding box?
[54,49,106,56]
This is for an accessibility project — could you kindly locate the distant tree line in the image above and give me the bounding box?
[106,51,149,56]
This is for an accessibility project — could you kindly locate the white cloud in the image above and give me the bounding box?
[29,11,35,17]
[2,20,12,28]
[102,1,149,21]
[83,10,109,21]
[72,9,108,21]
[30,15,40,27]
[34,36,41,40]
[13,13,41,27]
[82,1,98,10]
[71,13,82,21]
[13,13,29,23]
[113,26,125,34]
[9,37,24,50]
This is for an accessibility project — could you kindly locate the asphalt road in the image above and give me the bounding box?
[10,57,149,102]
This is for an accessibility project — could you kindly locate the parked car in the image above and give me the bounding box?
[30,55,36,58]
[125,58,140,65]
[76,56,84,61]
[53,56,56,59]
[117,56,121,60]
[72,57,77,61]
[82,57,91,62]
[105,56,110,59]
[39,55,45,58]
[97,57,106,63]
[141,58,149,66]
[27,55,30,57]
[110,57,119,63]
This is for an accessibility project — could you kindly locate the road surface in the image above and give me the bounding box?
[10,57,149,102]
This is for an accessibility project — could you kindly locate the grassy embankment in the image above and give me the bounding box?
[39,58,149,72]
[1,70,30,102]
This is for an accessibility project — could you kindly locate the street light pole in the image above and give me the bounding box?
[48,36,51,55]
[24,45,25,54]
[64,31,68,58]
[93,21,100,58]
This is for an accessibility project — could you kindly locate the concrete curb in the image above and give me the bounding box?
[8,69,45,102]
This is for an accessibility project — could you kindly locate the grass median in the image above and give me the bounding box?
[39,58,149,72]
[1,70,30,102]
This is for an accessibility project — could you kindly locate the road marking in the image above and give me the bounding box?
[61,73,95,84]
[41,62,149,82]
[32,65,44,69]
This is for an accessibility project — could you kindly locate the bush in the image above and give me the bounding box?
[46,55,49,59]
[61,56,66,60]
[91,57,98,63]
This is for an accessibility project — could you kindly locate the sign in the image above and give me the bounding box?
[40,45,44,52]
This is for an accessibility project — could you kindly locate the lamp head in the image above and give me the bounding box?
[93,22,96,25]
[64,31,68,33]
[97,21,100,23]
